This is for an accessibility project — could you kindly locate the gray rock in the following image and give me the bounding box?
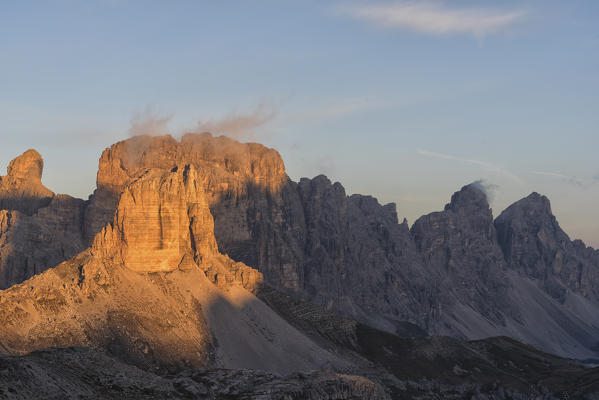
[495,192,599,303]
[411,183,516,333]
[413,185,599,360]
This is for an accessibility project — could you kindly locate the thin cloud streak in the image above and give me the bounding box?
[531,171,590,187]
[417,149,524,185]
[340,2,526,37]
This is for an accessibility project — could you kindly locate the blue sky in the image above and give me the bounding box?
[1,0,598,246]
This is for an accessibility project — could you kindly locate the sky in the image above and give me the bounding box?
[1,0,598,247]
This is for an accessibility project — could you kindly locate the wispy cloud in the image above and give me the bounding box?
[340,1,526,37]
[471,179,499,203]
[417,149,524,185]
[194,103,276,141]
[129,106,172,137]
[531,171,592,188]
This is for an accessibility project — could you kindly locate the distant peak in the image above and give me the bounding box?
[526,191,551,207]
[0,149,54,215]
[444,182,490,213]
[311,174,332,184]
[7,149,44,181]
[505,192,552,216]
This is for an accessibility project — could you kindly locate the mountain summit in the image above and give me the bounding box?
[0,149,54,215]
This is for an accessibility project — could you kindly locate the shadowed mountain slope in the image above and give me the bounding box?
[411,183,599,360]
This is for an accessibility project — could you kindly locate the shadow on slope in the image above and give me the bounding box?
[0,250,347,376]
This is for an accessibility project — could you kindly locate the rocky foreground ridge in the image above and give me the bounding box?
[0,134,598,398]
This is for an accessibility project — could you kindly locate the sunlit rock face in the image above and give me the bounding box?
[91,163,263,291]
[0,163,334,376]
[0,151,85,288]
[7,149,44,180]
[0,149,54,215]
[84,133,287,244]
[84,133,302,288]
[82,134,432,334]
[0,162,332,375]
[93,165,216,273]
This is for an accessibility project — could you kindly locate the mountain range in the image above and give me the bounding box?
[0,133,598,399]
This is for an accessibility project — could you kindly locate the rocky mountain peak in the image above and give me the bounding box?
[494,191,564,252]
[411,182,510,332]
[6,149,45,181]
[495,192,574,285]
[444,182,490,214]
[0,149,54,215]
[84,133,289,244]
[500,192,552,219]
[494,190,599,310]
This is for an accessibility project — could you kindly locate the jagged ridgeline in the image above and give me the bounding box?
[0,133,598,399]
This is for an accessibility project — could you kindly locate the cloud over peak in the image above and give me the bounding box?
[194,103,276,141]
[417,149,524,185]
[129,106,172,138]
[340,1,526,37]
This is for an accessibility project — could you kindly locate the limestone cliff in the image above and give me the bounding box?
[83,134,287,244]
[0,151,86,289]
[82,134,432,333]
[92,164,262,289]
